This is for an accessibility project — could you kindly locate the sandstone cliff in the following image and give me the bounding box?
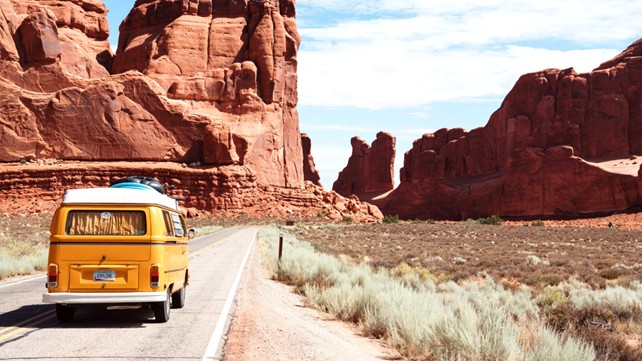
[0,0,302,187]
[333,132,395,197]
[0,0,382,222]
[378,39,642,220]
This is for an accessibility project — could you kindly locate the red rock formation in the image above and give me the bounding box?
[112,0,303,187]
[0,161,383,222]
[0,0,382,222]
[381,40,642,220]
[0,0,303,189]
[333,131,395,197]
[301,133,321,186]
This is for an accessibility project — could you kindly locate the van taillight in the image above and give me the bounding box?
[48,264,58,288]
[150,264,160,288]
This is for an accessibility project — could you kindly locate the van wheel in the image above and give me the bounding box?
[153,289,170,323]
[171,285,186,309]
[56,304,75,323]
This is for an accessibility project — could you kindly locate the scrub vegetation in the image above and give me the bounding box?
[0,214,50,279]
[264,224,642,361]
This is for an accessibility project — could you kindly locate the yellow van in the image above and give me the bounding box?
[42,177,189,323]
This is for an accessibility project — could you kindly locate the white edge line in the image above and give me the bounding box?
[0,274,46,290]
[201,229,257,361]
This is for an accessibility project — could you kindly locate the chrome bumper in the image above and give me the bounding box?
[43,291,166,304]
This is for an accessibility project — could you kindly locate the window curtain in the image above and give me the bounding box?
[66,211,146,236]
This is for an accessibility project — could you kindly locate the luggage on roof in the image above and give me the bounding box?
[110,176,165,194]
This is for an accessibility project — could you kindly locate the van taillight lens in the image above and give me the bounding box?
[48,264,58,288]
[150,264,160,288]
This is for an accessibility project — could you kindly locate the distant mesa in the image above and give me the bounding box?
[335,38,642,220]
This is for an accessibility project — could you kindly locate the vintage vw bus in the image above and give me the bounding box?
[43,177,189,323]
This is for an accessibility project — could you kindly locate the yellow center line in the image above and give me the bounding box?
[0,310,56,343]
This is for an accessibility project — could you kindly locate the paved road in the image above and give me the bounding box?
[0,227,257,361]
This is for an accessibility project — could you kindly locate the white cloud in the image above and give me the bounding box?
[301,124,377,132]
[297,0,642,109]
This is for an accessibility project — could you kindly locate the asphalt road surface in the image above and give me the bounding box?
[0,227,257,361]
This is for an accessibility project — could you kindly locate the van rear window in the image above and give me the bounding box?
[65,211,147,236]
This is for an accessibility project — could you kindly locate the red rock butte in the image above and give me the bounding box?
[0,0,382,222]
[333,132,396,198]
[340,39,642,220]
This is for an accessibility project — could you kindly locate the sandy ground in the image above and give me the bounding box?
[584,156,641,175]
[223,246,404,361]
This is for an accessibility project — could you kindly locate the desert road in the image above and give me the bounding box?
[0,227,257,361]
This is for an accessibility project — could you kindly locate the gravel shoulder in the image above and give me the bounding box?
[223,245,404,361]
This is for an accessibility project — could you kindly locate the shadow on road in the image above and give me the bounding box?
[0,304,157,329]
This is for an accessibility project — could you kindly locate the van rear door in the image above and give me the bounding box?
[57,209,150,292]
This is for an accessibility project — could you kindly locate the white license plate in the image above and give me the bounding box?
[93,271,116,282]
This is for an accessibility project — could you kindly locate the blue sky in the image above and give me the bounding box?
[103,0,642,189]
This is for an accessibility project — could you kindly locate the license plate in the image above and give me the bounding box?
[93,271,116,282]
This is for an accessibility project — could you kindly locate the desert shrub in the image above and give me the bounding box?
[259,228,595,361]
[599,267,628,280]
[391,263,439,289]
[530,273,565,287]
[544,302,642,361]
[342,215,353,223]
[476,215,503,225]
[526,255,550,266]
[531,220,545,227]
[537,290,568,309]
[0,235,48,280]
[383,215,400,224]
[564,281,642,320]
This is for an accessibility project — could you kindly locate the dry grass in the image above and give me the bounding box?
[290,222,642,289]
[0,214,51,279]
[289,222,642,360]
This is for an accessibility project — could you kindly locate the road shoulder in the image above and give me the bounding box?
[223,245,404,361]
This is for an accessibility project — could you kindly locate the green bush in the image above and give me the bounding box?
[476,215,503,225]
[537,290,568,309]
[382,215,400,224]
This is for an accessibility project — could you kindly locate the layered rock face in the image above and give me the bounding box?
[381,39,642,220]
[112,0,302,187]
[0,0,302,188]
[333,132,395,197]
[301,133,321,186]
[0,161,383,222]
[0,0,382,221]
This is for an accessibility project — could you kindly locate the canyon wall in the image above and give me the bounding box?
[331,39,642,220]
[0,0,302,188]
[380,39,642,220]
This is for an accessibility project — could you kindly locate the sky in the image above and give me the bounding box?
[103,0,642,189]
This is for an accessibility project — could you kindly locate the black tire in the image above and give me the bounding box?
[153,289,171,323]
[171,285,186,309]
[55,304,75,323]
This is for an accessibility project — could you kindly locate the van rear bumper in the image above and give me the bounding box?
[43,292,166,305]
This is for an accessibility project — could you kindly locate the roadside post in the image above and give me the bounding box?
[278,233,284,263]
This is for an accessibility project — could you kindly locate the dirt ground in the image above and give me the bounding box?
[290,220,642,289]
[223,244,404,361]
